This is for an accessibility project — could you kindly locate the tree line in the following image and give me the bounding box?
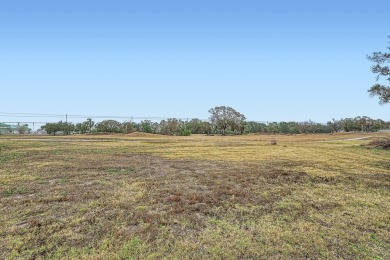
[38,106,389,136]
[247,117,389,134]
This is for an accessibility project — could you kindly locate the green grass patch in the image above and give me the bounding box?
[3,187,33,197]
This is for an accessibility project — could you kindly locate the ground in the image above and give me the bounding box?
[0,132,389,259]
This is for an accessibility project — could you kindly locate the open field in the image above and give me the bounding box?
[0,132,389,259]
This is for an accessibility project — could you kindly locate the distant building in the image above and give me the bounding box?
[0,123,17,134]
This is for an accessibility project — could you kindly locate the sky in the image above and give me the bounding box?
[1,0,389,126]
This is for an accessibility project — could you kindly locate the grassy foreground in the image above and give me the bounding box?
[0,133,389,259]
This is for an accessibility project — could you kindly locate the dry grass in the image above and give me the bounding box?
[0,132,389,259]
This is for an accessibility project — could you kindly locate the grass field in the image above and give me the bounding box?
[0,132,389,259]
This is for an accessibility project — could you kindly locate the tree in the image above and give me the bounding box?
[42,123,60,135]
[367,36,390,104]
[121,121,135,134]
[327,119,342,133]
[341,118,359,132]
[94,120,122,133]
[16,123,31,134]
[60,121,75,135]
[202,122,213,135]
[41,121,74,135]
[246,121,268,133]
[86,118,94,132]
[159,118,185,135]
[187,119,204,134]
[165,118,181,135]
[208,106,246,135]
[75,119,94,134]
[229,113,247,134]
[139,120,154,133]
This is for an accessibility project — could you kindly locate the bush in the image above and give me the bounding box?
[179,129,192,136]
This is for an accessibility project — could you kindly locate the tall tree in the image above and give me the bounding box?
[42,123,60,135]
[139,120,154,133]
[367,36,390,104]
[16,123,31,134]
[86,118,94,132]
[208,106,246,135]
[121,121,135,134]
[60,121,75,135]
[75,119,94,134]
[94,120,122,133]
[41,121,74,135]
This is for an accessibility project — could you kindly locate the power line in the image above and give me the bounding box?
[0,112,209,121]
[2,122,57,124]
[0,112,65,116]
[0,112,177,120]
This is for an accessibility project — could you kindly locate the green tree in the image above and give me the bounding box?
[209,106,246,135]
[372,119,387,131]
[166,118,181,135]
[60,121,75,135]
[86,118,94,132]
[159,118,183,135]
[246,121,267,133]
[122,121,136,134]
[95,120,122,133]
[75,119,94,134]
[229,113,247,134]
[267,122,279,133]
[202,122,213,135]
[139,120,154,133]
[186,119,204,134]
[327,118,342,133]
[42,123,59,135]
[367,36,390,104]
[41,121,74,135]
[341,118,359,132]
[16,123,31,134]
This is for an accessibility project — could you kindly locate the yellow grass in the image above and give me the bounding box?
[0,132,389,259]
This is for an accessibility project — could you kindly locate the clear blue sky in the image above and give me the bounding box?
[1,0,389,125]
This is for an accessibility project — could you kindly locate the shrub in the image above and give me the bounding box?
[179,129,192,136]
[368,138,390,149]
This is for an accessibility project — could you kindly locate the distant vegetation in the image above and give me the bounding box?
[38,113,390,136]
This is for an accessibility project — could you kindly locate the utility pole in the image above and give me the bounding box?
[88,118,93,132]
[66,114,68,123]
